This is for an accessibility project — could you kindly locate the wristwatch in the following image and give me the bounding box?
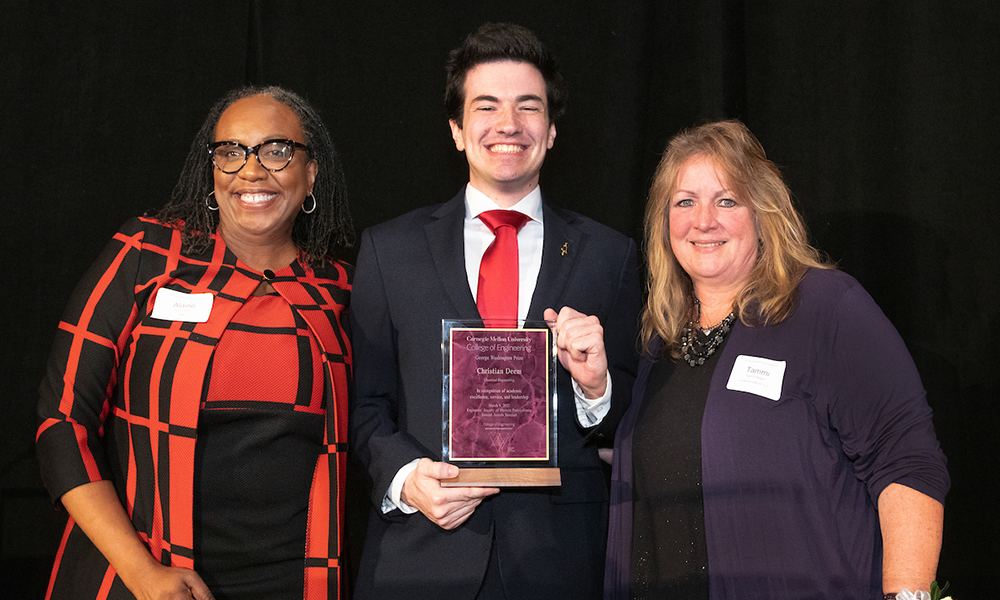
[884,595,897,599]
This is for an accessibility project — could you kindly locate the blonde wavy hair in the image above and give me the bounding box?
[641,120,831,358]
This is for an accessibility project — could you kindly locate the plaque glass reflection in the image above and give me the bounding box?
[441,319,560,487]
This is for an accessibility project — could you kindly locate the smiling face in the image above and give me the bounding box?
[449,60,556,207]
[669,155,759,297]
[212,95,317,255]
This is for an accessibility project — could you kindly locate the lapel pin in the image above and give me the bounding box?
[561,242,569,256]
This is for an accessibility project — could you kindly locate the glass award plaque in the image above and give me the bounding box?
[441,319,560,487]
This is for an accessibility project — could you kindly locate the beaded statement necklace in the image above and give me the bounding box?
[680,300,736,367]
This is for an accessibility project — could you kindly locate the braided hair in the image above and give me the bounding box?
[157,86,353,266]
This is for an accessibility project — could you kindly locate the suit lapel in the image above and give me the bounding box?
[527,202,583,320]
[425,191,480,319]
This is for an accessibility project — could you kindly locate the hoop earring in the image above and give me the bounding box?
[206,192,219,211]
[301,193,317,214]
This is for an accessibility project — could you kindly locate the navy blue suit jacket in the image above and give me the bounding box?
[349,190,641,600]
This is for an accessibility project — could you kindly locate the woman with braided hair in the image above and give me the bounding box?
[37,86,353,599]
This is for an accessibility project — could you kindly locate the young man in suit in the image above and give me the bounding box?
[350,23,641,600]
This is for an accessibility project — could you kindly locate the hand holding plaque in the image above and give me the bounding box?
[400,458,498,529]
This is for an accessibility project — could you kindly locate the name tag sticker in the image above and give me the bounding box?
[726,355,786,401]
[150,288,214,323]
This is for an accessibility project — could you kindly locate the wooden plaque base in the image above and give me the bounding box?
[440,467,561,488]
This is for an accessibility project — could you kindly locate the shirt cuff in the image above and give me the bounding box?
[574,371,612,427]
[381,459,420,514]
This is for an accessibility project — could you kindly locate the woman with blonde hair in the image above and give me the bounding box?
[604,120,949,600]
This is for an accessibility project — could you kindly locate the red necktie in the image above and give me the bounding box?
[477,210,530,328]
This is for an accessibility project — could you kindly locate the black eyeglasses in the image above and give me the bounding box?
[207,139,311,173]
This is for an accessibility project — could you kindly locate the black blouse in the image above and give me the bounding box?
[630,334,730,599]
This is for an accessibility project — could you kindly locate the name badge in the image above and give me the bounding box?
[726,355,786,401]
[150,287,214,323]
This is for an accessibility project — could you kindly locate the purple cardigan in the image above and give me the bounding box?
[605,268,949,600]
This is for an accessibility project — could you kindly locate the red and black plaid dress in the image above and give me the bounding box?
[194,292,326,597]
[36,218,352,600]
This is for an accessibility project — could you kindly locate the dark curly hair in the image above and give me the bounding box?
[156,86,353,267]
[445,23,567,128]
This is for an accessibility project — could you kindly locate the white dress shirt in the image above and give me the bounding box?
[383,184,612,514]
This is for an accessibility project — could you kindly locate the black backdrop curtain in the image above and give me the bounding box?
[2,1,996,597]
